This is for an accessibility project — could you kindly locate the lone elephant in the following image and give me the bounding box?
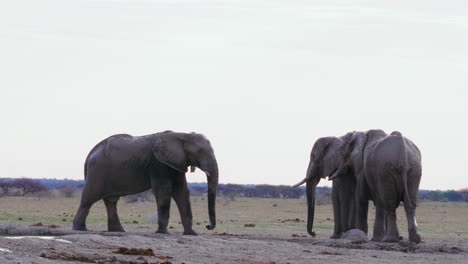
[72,131,219,235]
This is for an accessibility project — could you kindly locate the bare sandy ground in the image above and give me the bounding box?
[0,226,466,264]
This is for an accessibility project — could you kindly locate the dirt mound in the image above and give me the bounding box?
[292,234,307,238]
[113,247,156,256]
[40,252,97,263]
[278,218,305,223]
[30,223,61,229]
[113,247,174,261]
[291,238,465,254]
[40,247,174,264]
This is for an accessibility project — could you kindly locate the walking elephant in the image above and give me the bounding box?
[329,130,422,243]
[72,131,219,235]
[293,136,357,238]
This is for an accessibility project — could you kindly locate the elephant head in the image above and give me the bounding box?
[293,137,345,236]
[153,132,218,230]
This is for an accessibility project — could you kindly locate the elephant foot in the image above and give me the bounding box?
[409,232,422,244]
[156,228,170,235]
[108,226,126,232]
[183,229,198,236]
[382,235,399,243]
[330,233,342,239]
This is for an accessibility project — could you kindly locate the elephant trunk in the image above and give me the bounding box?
[205,161,218,230]
[306,179,316,237]
[305,161,319,237]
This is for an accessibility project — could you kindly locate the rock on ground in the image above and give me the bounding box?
[341,229,368,243]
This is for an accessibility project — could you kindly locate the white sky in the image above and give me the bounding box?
[1,0,467,190]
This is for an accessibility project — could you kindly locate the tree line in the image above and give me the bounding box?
[0,178,81,197]
[0,178,467,202]
[418,189,468,202]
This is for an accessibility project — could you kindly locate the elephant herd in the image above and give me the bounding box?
[72,129,422,243]
[294,129,422,243]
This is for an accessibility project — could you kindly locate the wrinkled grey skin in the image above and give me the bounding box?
[293,136,356,238]
[332,130,422,243]
[72,131,219,235]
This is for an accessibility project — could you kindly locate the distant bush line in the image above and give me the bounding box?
[0,178,466,202]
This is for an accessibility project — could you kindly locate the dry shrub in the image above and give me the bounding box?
[58,184,77,198]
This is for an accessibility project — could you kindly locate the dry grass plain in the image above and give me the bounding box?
[0,196,467,240]
[0,196,467,263]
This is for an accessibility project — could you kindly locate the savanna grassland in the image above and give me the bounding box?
[0,196,467,263]
[0,196,467,240]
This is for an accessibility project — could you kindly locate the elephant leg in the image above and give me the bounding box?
[371,206,385,241]
[355,175,369,233]
[151,172,173,234]
[382,208,400,242]
[339,180,354,234]
[356,199,368,233]
[330,181,342,239]
[348,177,357,230]
[172,174,197,236]
[73,182,101,231]
[73,202,92,231]
[355,185,369,233]
[340,199,351,233]
[104,196,125,232]
[404,201,421,243]
[348,195,356,230]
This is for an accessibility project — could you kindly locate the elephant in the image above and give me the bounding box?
[328,129,422,243]
[293,136,357,239]
[72,130,219,235]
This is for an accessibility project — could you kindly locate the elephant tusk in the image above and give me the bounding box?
[190,165,196,173]
[205,171,211,177]
[292,178,308,187]
[328,175,337,181]
[328,169,340,181]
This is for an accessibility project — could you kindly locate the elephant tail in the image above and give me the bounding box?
[391,131,414,208]
[84,159,88,180]
[401,163,417,209]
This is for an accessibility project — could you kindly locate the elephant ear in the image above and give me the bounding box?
[153,133,188,173]
[311,137,334,163]
[339,132,358,160]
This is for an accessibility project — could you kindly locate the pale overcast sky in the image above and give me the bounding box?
[1,0,467,190]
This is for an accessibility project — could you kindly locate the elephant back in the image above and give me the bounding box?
[103,134,155,167]
[83,135,130,179]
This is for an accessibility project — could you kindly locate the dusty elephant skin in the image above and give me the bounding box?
[72,131,219,235]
